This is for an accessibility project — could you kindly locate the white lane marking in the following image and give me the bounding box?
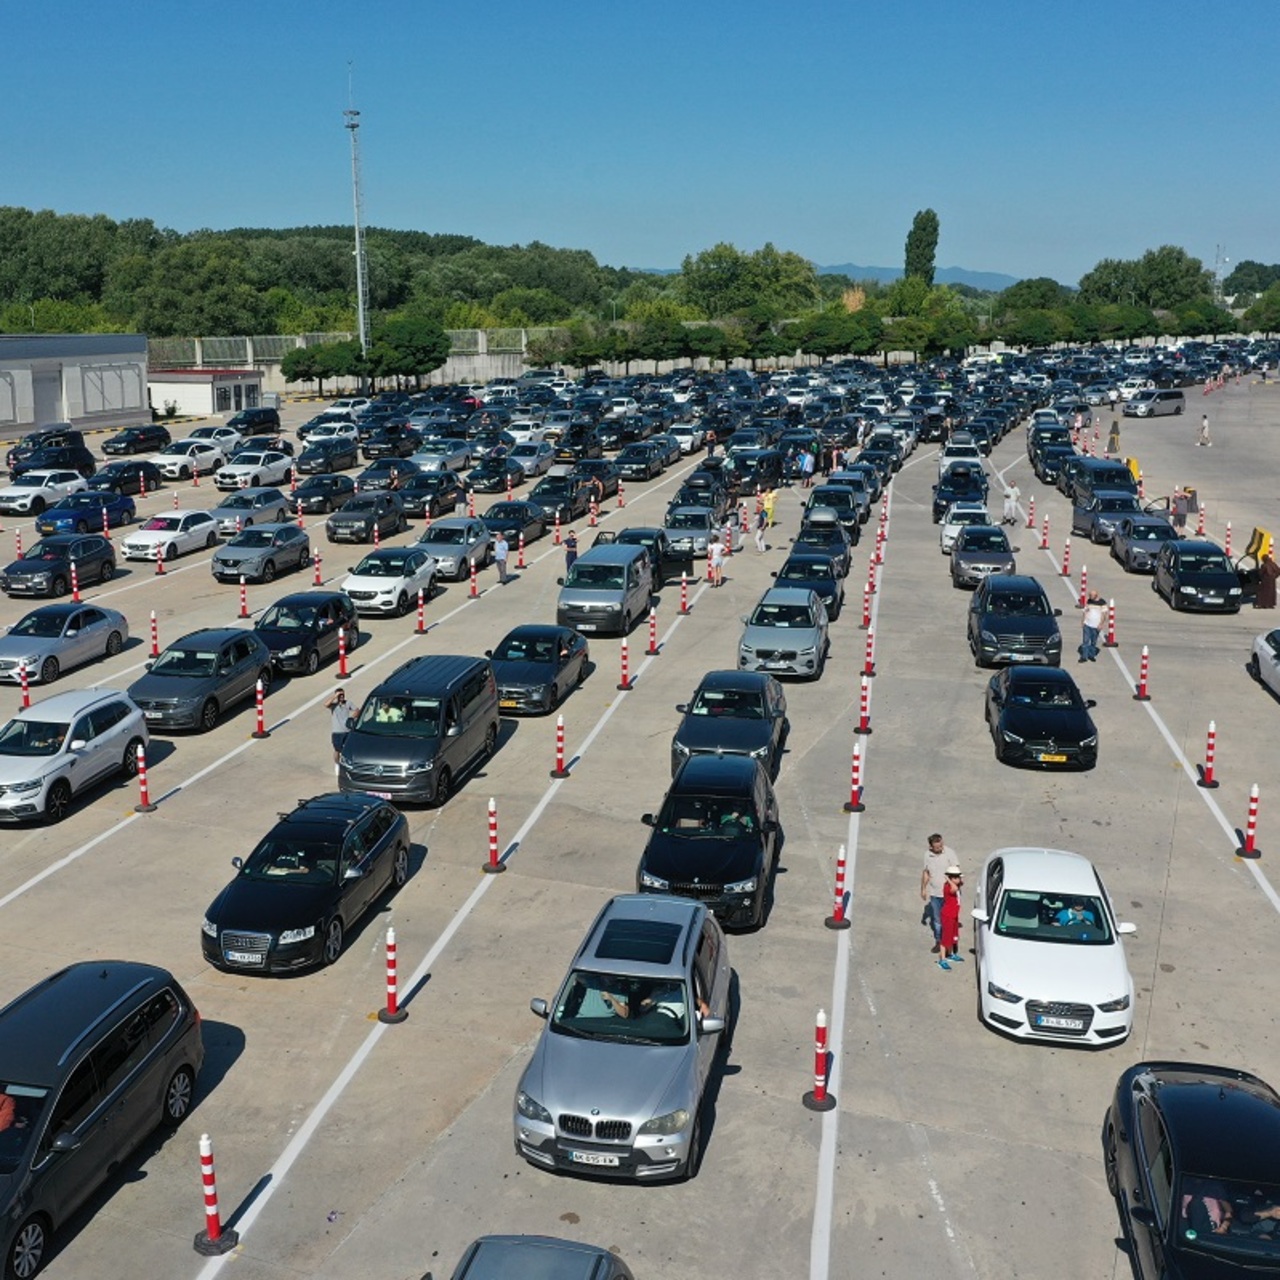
[194,580,712,1276]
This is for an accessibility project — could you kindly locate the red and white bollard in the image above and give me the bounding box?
[172,491,179,510]
[1061,537,1071,577]
[1078,565,1088,609]
[860,585,871,630]
[133,741,157,813]
[1026,495,1035,529]
[373,520,381,549]
[1134,644,1151,701]
[879,498,888,526]
[646,606,659,656]
[1137,471,1145,500]
[517,532,525,570]
[1196,505,1206,536]
[506,474,513,502]
[1104,598,1117,647]
[842,745,865,815]
[467,490,475,517]
[235,516,242,536]
[863,627,876,678]
[468,558,479,599]
[14,530,22,559]
[70,560,80,603]
[102,505,111,539]
[802,1009,836,1112]
[139,472,147,497]
[875,524,885,565]
[740,504,750,537]
[554,513,562,545]
[415,588,427,635]
[238,576,249,619]
[313,551,323,586]
[1239,783,1262,858]
[617,481,625,509]
[289,470,297,495]
[589,498,598,528]
[250,678,269,739]
[296,498,304,529]
[336,627,350,680]
[155,542,166,576]
[617,637,633,691]
[865,556,877,596]
[1225,521,1232,557]
[826,843,853,926]
[679,569,689,615]
[377,926,408,1023]
[150,610,160,659]
[854,673,873,735]
[1198,720,1220,789]
[18,660,30,711]
[482,796,505,873]
[1040,515,1049,551]
[191,467,200,488]
[550,714,569,779]
[192,1133,238,1255]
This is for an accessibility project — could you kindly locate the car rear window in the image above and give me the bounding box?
[595,919,682,964]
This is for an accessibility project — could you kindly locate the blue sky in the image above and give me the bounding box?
[10,0,1278,285]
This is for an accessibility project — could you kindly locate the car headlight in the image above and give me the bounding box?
[640,870,670,890]
[740,643,755,655]
[1229,587,1242,596]
[798,645,817,655]
[1080,735,1098,748]
[724,876,758,894]
[1179,585,1196,594]
[10,777,45,793]
[1001,729,1024,744]
[278,926,316,944]
[279,645,302,658]
[1097,994,1130,1013]
[18,655,41,671]
[980,630,997,644]
[407,759,434,773]
[516,1090,552,1124]
[749,744,770,760]
[31,573,50,584]
[202,918,218,938]
[672,740,691,759]
[987,981,1022,1004]
[638,1108,690,1137]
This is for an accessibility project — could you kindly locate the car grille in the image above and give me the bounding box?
[991,632,1049,651]
[670,880,724,899]
[132,696,183,710]
[221,931,271,957]
[1025,1000,1094,1035]
[346,590,379,601]
[346,762,408,781]
[559,1114,632,1141]
[754,649,798,661]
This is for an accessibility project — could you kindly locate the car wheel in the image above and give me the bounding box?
[682,1111,704,1182]
[262,560,276,583]
[205,532,217,549]
[1248,654,1262,682]
[250,475,260,488]
[179,466,191,481]
[433,766,452,807]
[122,737,144,779]
[99,559,115,583]
[39,656,59,684]
[162,1065,196,1128]
[50,575,68,598]
[6,1214,50,1280]
[322,918,344,966]
[199,699,219,733]
[74,519,88,534]
[304,648,320,676]
[394,591,409,617]
[29,498,46,515]
[484,722,498,758]
[322,498,333,514]
[44,780,72,825]
[392,844,409,890]
[1103,1122,1119,1197]
[105,629,124,657]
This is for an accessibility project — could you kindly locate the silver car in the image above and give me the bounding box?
[514,895,730,1182]
[213,487,291,536]
[0,603,129,685]
[210,523,311,583]
[737,586,830,680]
[414,517,492,580]
[410,439,473,473]
[950,525,1017,589]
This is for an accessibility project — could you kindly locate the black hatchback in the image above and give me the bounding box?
[255,590,360,676]
[101,424,172,455]
[1153,539,1251,613]
[296,436,359,474]
[294,473,357,514]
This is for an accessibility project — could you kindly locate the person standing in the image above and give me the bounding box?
[920,833,957,955]
[938,867,964,970]
[763,486,777,528]
[1198,413,1212,447]
[1107,386,1119,414]
[1255,551,1279,609]
[1171,486,1189,532]
[754,503,768,553]
[1002,482,1021,527]
[494,531,510,584]
[1078,591,1105,662]
[563,528,579,572]
[800,448,815,489]
[327,689,357,768]
[707,532,725,587]
[1107,418,1121,456]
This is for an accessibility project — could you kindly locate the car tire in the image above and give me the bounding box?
[205,533,217,549]
[250,475,260,488]
[199,699,219,733]
[29,498,45,515]
[179,466,191,481]
[1103,1122,1119,1197]
[165,543,178,563]
[50,576,68,598]
[262,560,276,584]
[681,1111,704,1182]
[38,654,60,684]
[304,648,320,676]
[6,1214,50,1280]
[100,560,114,583]
[322,917,344,966]
[162,1065,196,1128]
[484,722,498,759]
[1248,654,1262,682]
[392,844,409,890]
[44,779,72,824]
[106,630,124,657]
[433,766,452,808]
[394,591,409,617]
[122,737,144,779]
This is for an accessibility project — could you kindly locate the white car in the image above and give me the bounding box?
[306,421,360,445]
[1118,377,1154,401]
[189,424,244,448]
[122,510,219,561]
[0,470,88,515]
[970,847,1135,1046]
[214,450,294,491]
[937,442,983,475]
[330,396,371,414]
[939,502,990,554]
[1249,628,1280,697]
[507,418,547,444]
[340,546,439,616]
[670,423,706,453]
[509,441,555,477]
[150,439,227,480]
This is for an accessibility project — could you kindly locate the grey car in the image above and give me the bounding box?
[213,486,291,536]
[414,516,492,579]
[514,894,730,1182]
[0,603,129,686]
[127,627,273,733]
[1110,514,1177,573]
[210,523,311,583]
[950,525,1017,589]
[410,438,474,473]
[448,1236,634,1280]
[737,587,830,680]
[664,506,721,560]
[1070,490,1142,544]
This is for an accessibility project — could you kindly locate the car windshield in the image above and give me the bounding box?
[493,633,560,662]
[779,559,834,582]
[550,970,690,1045]
[240,833,342,886]
[1006,680,1083,710]
[18,542,68,562]
[988,592,1049,617]
[141,516,181,531]
[689,688,765,719]
[231,530,274,549]
[564,564,624,589]
[1179,554,1233,574]
[667,512,709,530]
[958,531,1010,552]
[258,604,315,630]
[157,443,190,455]
[354,695,440,737]
[1130,525,1174,542]
[151,648,219,678]
[0,1083,49,1173]
[750,603,814,628]
[485,506,522,522]
[10,613,66,638]
[993,891,1113,943]
[1177,1176,1280,1261]
[948,511,988,527]
[796,529,839,547]
[217,495,258,510]
[0,719,68,756]
[343,498,379,513]
[353,554,410,577]
[57,494,103,509]
[421,526,465,544]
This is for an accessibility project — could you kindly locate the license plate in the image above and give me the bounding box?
[1035,1015,1084,1030]
[144,711,162,722]
[1203,597,1221,604]
[568,1150,619,1167]
[225,951,264,966]
[500,699,519,709]
[1038,753,1068,763]
[577,623,596,632]
[367,790,393,800]
[763,661,791,670]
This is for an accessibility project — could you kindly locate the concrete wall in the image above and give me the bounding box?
[0,334,150,432]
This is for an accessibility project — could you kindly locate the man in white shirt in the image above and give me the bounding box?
[920,833,957,954]
[1079,592,1105,662]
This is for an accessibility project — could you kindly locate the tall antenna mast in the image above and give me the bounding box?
[344,67,369,364]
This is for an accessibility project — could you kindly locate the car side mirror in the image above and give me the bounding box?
[556,576,564,585]
[970,907,989,923]
[530,997,549,1019]
[484,649,493,658]
[1085,698,1097,709]
[641,812,655,827]
[343,865,363,880]
[144,660,154,671]
[1129,1206,1157,1229]
[69,739,87,752]
[445,724,462,737]
[699,1015,726,1035]
[675,704,688,714]
[51,1130,81,1154]
[1117,922,1137,935]
[1052,608,1062,617]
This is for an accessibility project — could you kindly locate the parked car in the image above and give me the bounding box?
[214,449,294,491]
[967,574,1063,667]
[5,425,84,471]
[0,603,128,686]
[664,506,723,561]
[225,406,281,436]
[149,439,226,480]
[201,793,410,973]
[296,435,360,475]
[356,458,422,492]
[670,670,787,776]
[34,490,135,535]
[773,552,845,617]
[414,517,492,579]
[410,438,474,473]
[931,465,988,521]
[400,471,465,519]
[938,501,991,554]
[210,523,311,584]
[1071,490,1144,544]
[950,525,1016,588]
[187,424,243,449]
[445,1236,634,1280]
[737,587,829,680]
[9,444,97,481]
[468,456,526,493]
[1109,514,1177,573]
[340,546,439,617]
[87,459,165,497]
[529,474,593,524]
[513,894,730,1181]
[212,487,291,536]
[791,518,852,577]
[0,469,88,516]
[255,590,360,676]
[488,624,589,714]
[101,423,172,455]
[571,458,622,500]
[615,441,665,481]
[1153,539,1250,612]
[325,492,406,544]
[479,500,546,545]
[1,534,116,597]
[1249,627,1280,697]
[294,473,357,514]
[984,665,1098,769]
[508,440,556,478]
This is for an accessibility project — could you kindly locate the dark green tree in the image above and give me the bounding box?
[1243,284,1280,334]
[1224,260,1280,296]
[904,209,940,286]
[998,277,1071,312]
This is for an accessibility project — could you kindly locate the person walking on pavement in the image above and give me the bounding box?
[763,486,777,528]
[939,867,964,970]
[1107,418,1121,456]
[494,531,510,584]
[708,532,725,587]
[754,503,768,553]
[800,448,815,489]
[1107,386,1120,414]
[327,689,358,769]
[920,833,957,955]
[563,528,579,571]
[1198,413,1213,447]
[1255,551,1279,609]
[1079,591,1105,662]
[1171,486,1190,532]
[1002,482,1021,527]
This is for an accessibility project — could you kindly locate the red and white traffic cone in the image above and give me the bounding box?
[740,504,750,538]
[1040,515,1049,551]
[842,745,865,815]
[1104,599,1117,647]
[251,678,269,739]
[679,570,689,615]
[802,1009,836,1111]
[482,797,505,873]
[1061,537,1071,577]
[192,1133,238,1255]
[373,521,381,549]
[1238,784,1262,857]
[1197,720,1220,789]
[18,661,30,711]
[826,844,853,927]
[336,627,350,680]
[1225,522,1232,557]
[1196,505,1206,536]
[1079,565,1088,609]
[415,588,427,635]
[467,490,475,517]
[865,556,877,596]
[150,610,160,659]
[14,530,22,559]
[1137,471,1145,500]
[1134,645,1151,701]
[875,525,885,566]
[134,743,157,813]
[517,532,525,569]
[313,552,323,586]
[863,627,876,678]
[646,606,659,656]
[290,470,297,495]
[235,516,242,536]
[70,560,80,603]
[172,491,179,510]
[550,714,570,779]
[617,638,633,691]
[238,576,249,619]
[377,926,409,1023]
[155,543,166,576]
[102,506,111,539]
[554,513,562,545]
[1026,495,1035,529]
[617,482,625,509]
[506,474,513,502]
[468,558,479,600]
[139,472,147,497]
[854,673,872,735]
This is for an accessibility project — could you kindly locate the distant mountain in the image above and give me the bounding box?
[817,263,1019,292]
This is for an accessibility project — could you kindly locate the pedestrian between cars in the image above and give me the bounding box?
[1255,551,1279,609]
[708,533,725,587]
[1079,591,1105,662]
[763,487,777,528]
[1171,486,1190,532]
[920,833,957,954]
[1198,413,1212,447]
[1002,483,1021,526]
[494,532,510,584]
[754,505,768,553]
[327,690,356,764]
[563,529,578,571]
[1107,387,1119,413]
[1107,419,1121,456]
[800,450,815,489]
[938,867,964,970]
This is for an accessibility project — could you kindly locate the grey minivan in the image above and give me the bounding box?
[338,654,499,805]
[0,961,204,1280]
[556,543,653,636]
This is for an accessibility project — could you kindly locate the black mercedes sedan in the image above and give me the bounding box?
[487,624,588,714]
[984,665,1098,769]
[772,553,845,618]
[1104,1061,1280,1279]
[87,459,165,496]
[201,793,410,973]
[670,670,788,777]
[296,435,359,474]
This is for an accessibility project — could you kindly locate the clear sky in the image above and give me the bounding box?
[10,0,1278,285]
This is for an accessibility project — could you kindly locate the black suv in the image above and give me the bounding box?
[101,424,172,455]
[10,444,97,481]
[0,962,203,1280]
[1,534,116,597]
[254,590,360,675]
[294,473,357,514]
[637,753,781,929]
[967,574,1063,668]
[670,670,788,776]
[226,407,281,436]
[5,426,84,471]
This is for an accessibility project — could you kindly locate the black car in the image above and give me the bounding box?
[932,466,989,522]
[1,534,115,597]
[806,486,864,542]
[356,458,422,492]
[325,493,406,543]
[670,670,788,776]
[773,553,845,619]
[792,519,852,577]
[294,473,357,514]
[553,428,604,463]
[615,442,664,481]
[101,423,172,455]
[1033,443,1078,484]
[479,500,546,544]
[225,407,281,436]
[669,480,732,523]
[569,458,621,498]
[636,754,780,929]
[201,793,410,973]
[488,624,589,714]
[529,475,593,524]
[599,525,681,586]
[1104,1061,1280,1280]
[10,444,97,481]
[87,459,165,496]
[967,574,1064,667]
[1153,539,1251,613]
[361,424,420,461]
[5,426,83,470]
[296,435,359,474]
[984,665,1098,769]
[255,590,360,676]
[400,471,465,519]
[468,456,525,493]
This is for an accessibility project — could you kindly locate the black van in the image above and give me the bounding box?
[0,962,204,1280]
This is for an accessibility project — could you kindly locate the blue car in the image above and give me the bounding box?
[34,490,136,536]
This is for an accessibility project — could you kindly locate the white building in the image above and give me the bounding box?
[0,334,150,434]
[146,367,264,418]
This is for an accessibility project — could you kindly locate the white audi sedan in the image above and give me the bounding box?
[122,510,219,561]
[1250,628,1280,697]
[970,847,1135,1047]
